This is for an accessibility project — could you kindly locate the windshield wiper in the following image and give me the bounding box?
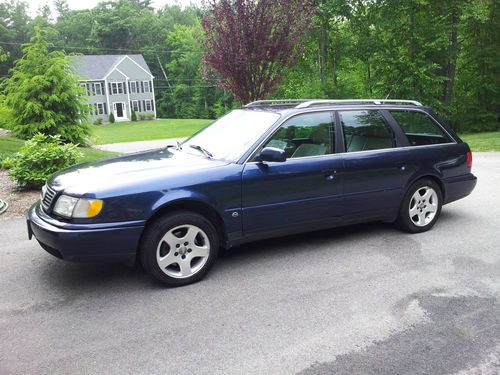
[189,144,213,158]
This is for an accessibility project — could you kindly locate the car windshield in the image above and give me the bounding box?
[181,110,280,162]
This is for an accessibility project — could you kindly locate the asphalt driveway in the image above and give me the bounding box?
[1,153,499,375]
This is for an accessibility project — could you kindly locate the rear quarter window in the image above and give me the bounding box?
[390,110,453,146]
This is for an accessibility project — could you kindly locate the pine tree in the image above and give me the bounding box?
[3,26,91,144]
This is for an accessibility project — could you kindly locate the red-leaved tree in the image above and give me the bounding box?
[202,0,316,104]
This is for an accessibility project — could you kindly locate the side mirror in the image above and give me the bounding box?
[258,147,286,163]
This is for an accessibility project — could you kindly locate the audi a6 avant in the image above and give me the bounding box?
[27,99,477,286]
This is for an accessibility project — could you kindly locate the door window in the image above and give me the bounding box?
[340,110,395,152]
[263,112,334,159]
[390,110,453,146]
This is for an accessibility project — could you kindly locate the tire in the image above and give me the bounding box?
[140,211,219,287]
[396,178,443,233]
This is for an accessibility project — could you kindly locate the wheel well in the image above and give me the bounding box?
[145,200,227,246]
[412,175,446,201]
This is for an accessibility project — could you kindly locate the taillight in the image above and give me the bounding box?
[466,151,473,169]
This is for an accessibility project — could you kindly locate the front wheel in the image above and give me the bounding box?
[396,178,443,233]
[140,211,219,287]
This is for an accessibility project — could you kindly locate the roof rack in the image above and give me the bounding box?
[295,99,423,108]
[245,99,314,108]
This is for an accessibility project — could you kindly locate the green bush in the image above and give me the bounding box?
[108,113,115,124]
[94,118,103,125]
[131,110,137,121]
[0,101,15,130]
[146,113,155,120]
[8,133,83,189]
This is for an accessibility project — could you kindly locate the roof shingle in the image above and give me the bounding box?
[70,54,152,80]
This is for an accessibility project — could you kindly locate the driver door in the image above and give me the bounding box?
[241,111,344,237]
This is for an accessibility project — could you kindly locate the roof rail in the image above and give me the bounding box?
[245,99,315,108]
[295,99,423,108]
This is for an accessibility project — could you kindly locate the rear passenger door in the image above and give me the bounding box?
[339,109,415,220]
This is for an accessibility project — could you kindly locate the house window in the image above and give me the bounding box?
[130,81,138,94]
[95,103,105,115]
[131,100,139,112]
[111,82,124,95]
[143,81,151,93]
[80,83,88,95]
[145,99,152,111]
[94,83,102,96]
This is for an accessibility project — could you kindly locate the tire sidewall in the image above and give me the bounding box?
[398,178,443,233]
[141,211,219,287]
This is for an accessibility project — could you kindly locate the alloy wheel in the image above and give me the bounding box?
[408,186,438,227]
[156,224,210,279]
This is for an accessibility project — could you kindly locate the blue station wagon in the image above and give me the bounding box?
[27,99,477,286]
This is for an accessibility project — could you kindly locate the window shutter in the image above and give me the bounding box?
[138,100,141,112]
[102,82,105,95]
[104,103,107,115]
[151,100,155,113]
[124,82,127,94]
[140,81,144,93]
[108,83,112,95]
[128,81,131,94]
[143,100,146,111]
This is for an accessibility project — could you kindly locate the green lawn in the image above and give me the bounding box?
[0,136,118,165]
[460,132,500,152]
[91,118,213,144]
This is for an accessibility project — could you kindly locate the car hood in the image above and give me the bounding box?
[48,148,229,196]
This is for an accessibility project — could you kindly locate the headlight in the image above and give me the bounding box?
[53,195,103,218]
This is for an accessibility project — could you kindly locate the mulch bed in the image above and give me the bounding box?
[0,170,39,220]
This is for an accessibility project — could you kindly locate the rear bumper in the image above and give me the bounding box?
[443,173,477,204]
[27,202,144,264]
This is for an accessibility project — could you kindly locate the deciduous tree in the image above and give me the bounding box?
[202,0,316,103]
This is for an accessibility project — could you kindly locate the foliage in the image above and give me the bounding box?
[108,113,115,124]
[0,135,117,169]
[0,96,15,130]
[93,118,103,125]
[202,0,316,103]
[131,110,137,121]
[7,133,83,189]
[0,0,497,132]
[2,26,91,144]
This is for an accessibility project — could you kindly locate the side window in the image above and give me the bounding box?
[390,110,453,146]
[264,112,334,159]
[340,110,395,152]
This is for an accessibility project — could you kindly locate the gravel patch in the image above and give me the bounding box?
[0,170,39,220]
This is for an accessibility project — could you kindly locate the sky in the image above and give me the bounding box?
[25,0,203,16]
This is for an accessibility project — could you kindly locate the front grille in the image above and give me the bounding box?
[41,185,57,211]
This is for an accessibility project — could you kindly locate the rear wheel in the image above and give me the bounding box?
[396,178,442,233]
[140,211,219,287]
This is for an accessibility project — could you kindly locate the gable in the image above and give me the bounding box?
[113,57,153,80]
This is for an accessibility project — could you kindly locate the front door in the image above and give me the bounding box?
[242,111,344,236]
[113,102,126,119]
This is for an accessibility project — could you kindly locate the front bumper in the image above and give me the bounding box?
[27,202,144,264]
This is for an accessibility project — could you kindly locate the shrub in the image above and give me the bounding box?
[131,110,137,121]
[94,118,103,125]
[146,113,155,120]
[139,113,146,121]
[0,100,15,130]
[8,133,83,189]
[108,113,115,124]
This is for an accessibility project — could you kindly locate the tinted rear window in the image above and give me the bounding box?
[340,110,395,152]
[390,110,453,146]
